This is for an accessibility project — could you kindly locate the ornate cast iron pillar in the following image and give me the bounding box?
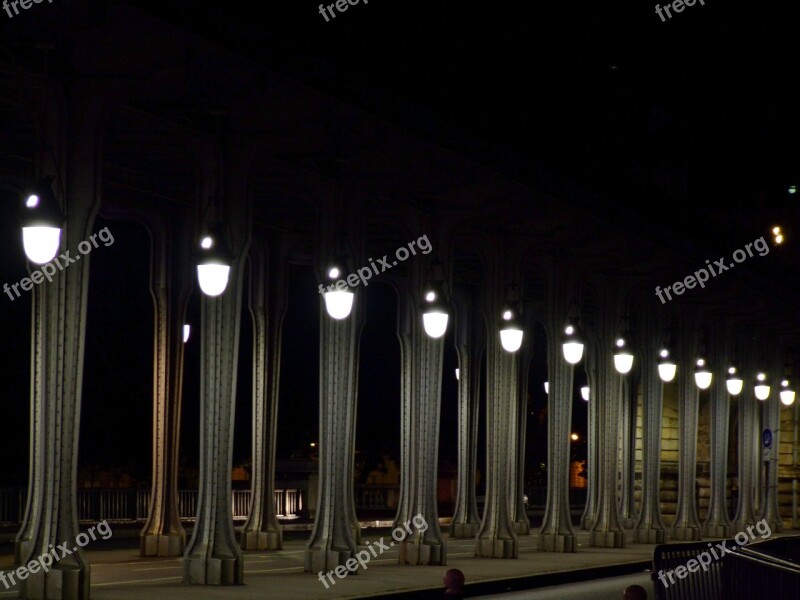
[183,140,250,585]
[450,290,484,539]
[140,212,192,557]
[704,324,733,537]
[398,238,451,566]
[588,281,627,548]
[732,348,759,531]
[304,206,364,574]
[670,313,703,541]
[475,253,519,558]
[511,323,533,535]
[539,268,578,552]
[634,304,667,543]
[17,85,102,600]
[762,360,784,532]
[241,236,290,550]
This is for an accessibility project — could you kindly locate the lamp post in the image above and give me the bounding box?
[562,323,584,364]
[20,177,62,265]
[196,230,232,297]
[321,264,354,319]
[726,366,744,396]
[694,357,712,390]
[658,348,677,383]
[780,378,796,406]
[614,336,634,375]
[422,283,450,339]
[754,372,770,401]
[499,308,523,353]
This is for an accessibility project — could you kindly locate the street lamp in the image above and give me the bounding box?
[20,177,62,265]
[657,348,676,383]
[780,378,796,406]
[580,385,590,401]
[422,287,449,338]
[183,324,191,344]
[726,366,743,396]
[322,264,354,320]
[562,323,584,364]
[196,230,232,297]
[754,372,770,401]
[543,381,549,394]
[694,357,712,390]
[499,308,524,353]
[613,336,634,374]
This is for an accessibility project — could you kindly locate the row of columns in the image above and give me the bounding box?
[13,155,792,598]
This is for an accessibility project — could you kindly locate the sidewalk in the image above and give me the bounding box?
[0,528,656,600]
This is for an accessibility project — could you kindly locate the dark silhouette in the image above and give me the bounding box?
[623,584,648,599]
[444,568,465,598]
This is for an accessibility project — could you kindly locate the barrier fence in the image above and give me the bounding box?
[0,487,304,524]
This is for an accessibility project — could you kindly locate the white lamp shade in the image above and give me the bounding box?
[614,352,633,374]
[22,226,61,265]
[500,327,523,352]
[562,341,584,364]
[694,371,712,390]
[754,384,770,401]
[658,362,677,382]
[197,264,230,296]
[422,311,449,338]
[726,378,743,396]
[580,386,589,401]
[544,381,549,394]
[323,290,354,320]
[780,389,796,406]
[183,324,191,343]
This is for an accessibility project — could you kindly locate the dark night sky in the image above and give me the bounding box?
[1,0,796,489]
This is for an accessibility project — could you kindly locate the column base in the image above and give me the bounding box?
[241,528,282,550]
[21,566,90,600]
[580,515,595,531]
[537,533,576,552]
[670,526,701,541]
[619,516,637,529]
[183,555,243,585]
[588,529,627,548]
[140,532,185,557]
[399,538,446,565]
[475,537,518,558]
[764,516,784,534]
[669,527,702,542]
[304,548,355,574]
[450,521,480,538]
[703,523,730,538]
[634,527,666,544]
[513,519,531,535]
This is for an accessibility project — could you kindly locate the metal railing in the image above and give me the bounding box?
[0,487,304,525]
